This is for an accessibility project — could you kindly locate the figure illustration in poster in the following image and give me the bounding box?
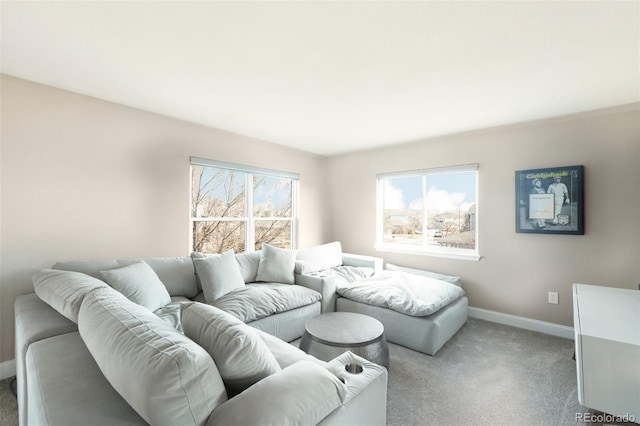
[547,176,570,224]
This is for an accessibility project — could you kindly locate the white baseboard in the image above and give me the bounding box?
[468,306,574,340]
[0,359,16,380]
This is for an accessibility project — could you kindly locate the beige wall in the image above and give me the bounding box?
[1,74,638,364]
[0,75,328,362]
[325,105,640,327]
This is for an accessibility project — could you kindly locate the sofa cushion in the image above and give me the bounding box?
[79,288,227,426]
[14,294,80,425]
[100,261,171,311]
[141,256,200,298]
[192,250,245,302]
[181,302,281,396]
[212,283,322,323]
[248,302,321,343]
[256,244,296,284]
[52,259,127,279]
[153,297,190,331]
[252,328,326,369]
[52,257,199,298]
[32,269,108,323]
[25,332,147,426]
[206,361,346,426]
[235,251,261,283]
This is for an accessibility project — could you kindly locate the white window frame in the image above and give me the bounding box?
[375,164,480,261]
[190,157,299,253]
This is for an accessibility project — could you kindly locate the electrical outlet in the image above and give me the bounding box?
[548,291,559,304]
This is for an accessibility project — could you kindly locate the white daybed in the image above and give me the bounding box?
[294,242,468,356]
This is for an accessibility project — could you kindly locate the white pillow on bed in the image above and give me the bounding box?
[385,263,462,287]
[295,241,343,273]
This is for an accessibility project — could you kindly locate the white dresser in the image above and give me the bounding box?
[572,283,640,419]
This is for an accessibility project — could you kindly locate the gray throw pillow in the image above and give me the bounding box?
[79,288,227,425]
[100,261,171,311]
[32,269,108,323]
[206,361,345,426]
[181,302,281,396]
[234,251,261,283]
[256,243,296,284]
[192,250,245,303]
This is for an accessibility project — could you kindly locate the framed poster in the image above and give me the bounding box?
[515,165,584,235]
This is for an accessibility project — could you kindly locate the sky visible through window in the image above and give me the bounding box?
[198,168,244,199]
[385,171,476,212]
[253,176,292,215]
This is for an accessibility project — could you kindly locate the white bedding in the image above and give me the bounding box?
[336,271,465,317]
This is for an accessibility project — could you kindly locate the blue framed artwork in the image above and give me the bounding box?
[515,165,584,235]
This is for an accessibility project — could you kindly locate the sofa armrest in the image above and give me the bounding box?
[206,361,346,426]
[320,351,388,426]
[295,253,384,313]
[342,253,384,273]
[295,273,340,313]
[325,351,387,403]
[15,293,79,426]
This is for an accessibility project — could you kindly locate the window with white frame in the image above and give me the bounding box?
[190,157,298,254]
[376,164,479,260]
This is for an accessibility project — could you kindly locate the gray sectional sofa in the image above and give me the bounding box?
[14,245,388,426]
[15,240,468,425]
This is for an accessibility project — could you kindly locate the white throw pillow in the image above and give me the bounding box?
[32,269,108,323]
[295,241,343,273]
[181,302,281,396]
[100,261,171,311]
[192,250,245,302]
[256,243,296,284]
[385,263,462,287]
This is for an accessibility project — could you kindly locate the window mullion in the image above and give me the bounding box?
[291,179,299,249]
[422,175,428,249]
[191,160,299,254]
[246,174,254,252]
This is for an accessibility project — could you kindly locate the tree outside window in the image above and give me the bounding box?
[190,159,297,254]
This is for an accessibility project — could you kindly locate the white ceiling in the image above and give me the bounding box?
[2,1,639,156]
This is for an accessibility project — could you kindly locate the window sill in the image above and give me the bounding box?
[375,244,481,261]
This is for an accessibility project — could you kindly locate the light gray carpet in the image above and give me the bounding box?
[0,377,17,426]
[386,318,587,426]
[0,319,602,426]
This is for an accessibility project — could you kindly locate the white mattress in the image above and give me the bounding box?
[336,271,465,317]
